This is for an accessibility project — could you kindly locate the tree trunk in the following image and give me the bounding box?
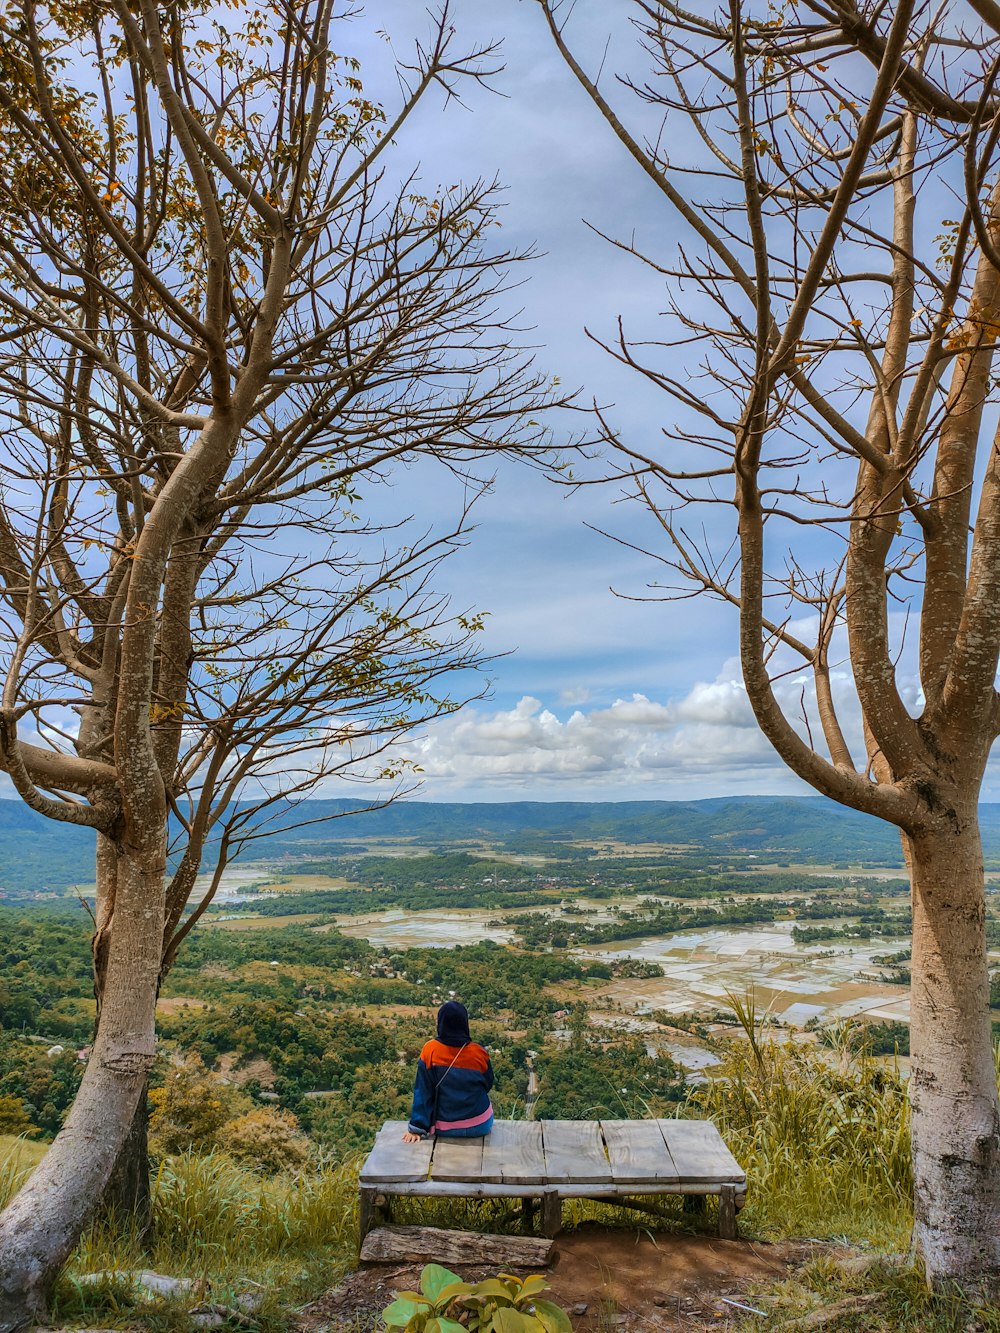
[92,834,153,1239]
[100,1082,152,1239]
[0,838,165,1332]
[908,806,1000,1294]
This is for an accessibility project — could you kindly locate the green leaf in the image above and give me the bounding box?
[428,1319,466,1333]
[529,1300,573,1333]
[421,1265,464,1302]
[515,1278,549,1300]
[383,1298,428,1327]
[434,1282,473,1309]
[472,1281,517,1301]
[493,1308,538,1333]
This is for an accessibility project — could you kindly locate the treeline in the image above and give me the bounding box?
[791,907,913,944]
[506,897,913,948]
[168,926,612,1017]
[252,885,556,917]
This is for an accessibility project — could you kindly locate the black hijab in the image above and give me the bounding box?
[436,1000,471,1047]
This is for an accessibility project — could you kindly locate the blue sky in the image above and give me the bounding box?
[313,1,820,802]
[314,0,987,805]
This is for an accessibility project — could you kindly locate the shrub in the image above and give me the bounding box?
[218,1106,310,1175]
[0,1093,39,1137]
[304,1060,413,1155]
[149,1054,253,1156]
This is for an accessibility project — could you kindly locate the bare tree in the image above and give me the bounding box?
[537,0,1000,1294]
[0,1,554,1323]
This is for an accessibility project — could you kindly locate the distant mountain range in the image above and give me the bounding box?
[7,793,1000,895]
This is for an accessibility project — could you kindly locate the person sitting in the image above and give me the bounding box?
[402,1000,494,1142]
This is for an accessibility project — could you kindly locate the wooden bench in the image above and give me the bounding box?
[359,1118,747,1240]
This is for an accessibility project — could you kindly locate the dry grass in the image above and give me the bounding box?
[689,992,912,1248]
[741,1254,1000,1331]
[0,1133,47,1209]
[1,1138,361,1327]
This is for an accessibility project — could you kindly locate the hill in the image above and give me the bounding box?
[0,792,989,899]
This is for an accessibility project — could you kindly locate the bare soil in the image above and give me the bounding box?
[299,1228,825,1333]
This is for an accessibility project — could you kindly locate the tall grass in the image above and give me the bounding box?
[109,1152,357,1273]
[0,1147,364,1323]
[690,992,912,1246]
[1,1139,361,1277]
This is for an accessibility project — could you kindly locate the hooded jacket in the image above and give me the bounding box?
[407,1003,494,1138]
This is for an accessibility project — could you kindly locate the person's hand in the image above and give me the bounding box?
[402,1131,422,1143]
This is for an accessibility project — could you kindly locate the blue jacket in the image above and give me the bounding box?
[408,1039,494,1138]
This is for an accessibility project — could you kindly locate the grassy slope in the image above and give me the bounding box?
[0,1133,46,1170]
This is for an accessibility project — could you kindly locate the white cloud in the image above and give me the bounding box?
[675,676,756,727]
[406,673,787,798]
[558,685,593,706]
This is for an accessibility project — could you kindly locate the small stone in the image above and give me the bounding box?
[77,1270,195,1298]
[652,1297,668,1308]
[235,1293,264,1314]
[837,1252,904,1277]
[571,1304,589,1316]
[136,1272,195,1296]
[190,1313,226,1329]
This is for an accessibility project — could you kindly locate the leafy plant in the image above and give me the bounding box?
[382,1264,573,1333]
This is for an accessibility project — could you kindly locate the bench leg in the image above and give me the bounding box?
[718,1185,737,1240]
[359,1187,379,1241]
[540,1192,562,1239]
[521,1196,536,1233]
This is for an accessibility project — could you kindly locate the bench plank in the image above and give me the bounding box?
[361,1121,433,1184]
[656,1120,745,1185]
[481,1120,545,1185]
[541,1119,612,1183]
[430,1133,486,1183]
[600,1118,681,1187]
[363,1179,729,1199]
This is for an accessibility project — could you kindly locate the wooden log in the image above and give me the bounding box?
[718,1185,737,1239]
[358,1179,733,1200]
[360,1225,558,1269]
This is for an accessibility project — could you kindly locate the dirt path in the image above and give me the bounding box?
[300,1228,825,1333]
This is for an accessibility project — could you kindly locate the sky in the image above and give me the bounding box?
[309,1,823,803]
